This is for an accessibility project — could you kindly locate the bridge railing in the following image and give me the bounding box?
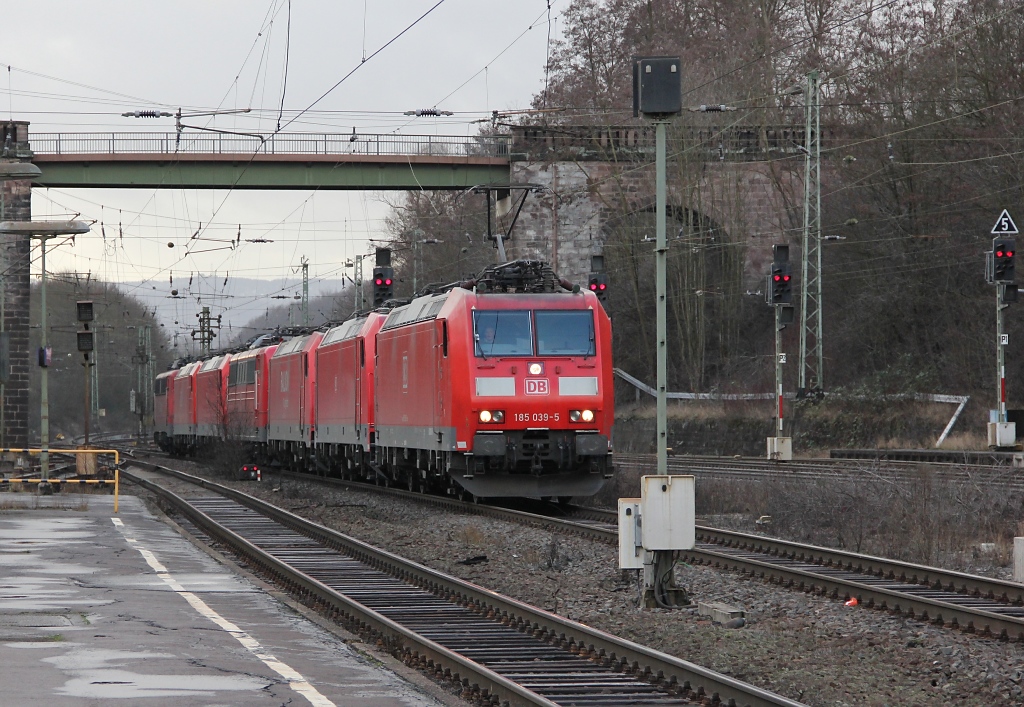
[30,132,511,159]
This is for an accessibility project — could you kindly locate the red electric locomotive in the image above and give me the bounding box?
[266,331,323,467]
[314,312,387,476]
[153,370,176,452]
[374,260,613,499]
[170,361,201,454]
[151,260,614,501]
[195,354,230,446]
[225,343,279,443]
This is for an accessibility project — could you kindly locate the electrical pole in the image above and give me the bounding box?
[192,306,219,356]
[300,256,309,325]
[798,70,823,397]
[354,255,364,311]
[632,56,681,476]
[134,325,152,442]
[655,119,668,475]
[90,341,99,416]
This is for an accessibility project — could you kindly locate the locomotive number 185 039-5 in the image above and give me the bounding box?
[513,412,560,423]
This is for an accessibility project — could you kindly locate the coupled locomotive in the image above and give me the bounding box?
[153,260,614,499]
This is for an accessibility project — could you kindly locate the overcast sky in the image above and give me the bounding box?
[2,0,559,332]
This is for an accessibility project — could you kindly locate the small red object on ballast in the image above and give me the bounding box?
[238,464,261,481]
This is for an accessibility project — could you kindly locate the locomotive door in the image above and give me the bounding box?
[435,319,446,427]
[354,338,363,440]
[300,352,308,437]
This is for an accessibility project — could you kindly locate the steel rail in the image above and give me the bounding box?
[123,462,805,707]
[615,453,1024,490]
[563,505,1024,642]
[683,545,1024,643]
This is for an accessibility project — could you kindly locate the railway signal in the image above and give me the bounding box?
[588,273,609,302]
[769,262,793,304]
[989,214,1018,448]
[766,245,793,461]
[372,266,394,306]
[994,237,1016,282]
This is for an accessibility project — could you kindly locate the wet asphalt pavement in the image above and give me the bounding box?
[0,491,448,706]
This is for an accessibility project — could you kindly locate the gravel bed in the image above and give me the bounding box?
[145,465,1024,706]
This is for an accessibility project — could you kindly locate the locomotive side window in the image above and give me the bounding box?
[535,311,596,356]
[228,359,256,387]
[154,377,168,395]
[474,310,533,357]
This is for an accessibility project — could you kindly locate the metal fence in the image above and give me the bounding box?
[30,132,511,159]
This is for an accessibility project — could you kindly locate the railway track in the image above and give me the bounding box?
[123,460,804,707]
[271,465,1024,645]
[615,452,1024,491]
[121,451,1024,647]
[551,505,1024,644]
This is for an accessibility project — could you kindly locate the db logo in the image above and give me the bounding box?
[525,379,549,395]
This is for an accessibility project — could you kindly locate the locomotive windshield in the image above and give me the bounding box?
[536,311,595,356]
[474,310,533,357]
[473,309,595,357]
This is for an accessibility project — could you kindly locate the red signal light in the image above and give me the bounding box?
[773,274,781,282]
[385,278,393,285]
[598,283,607,290]
[375,278,383,285]
[1009,251,1015,257]
[997,250,1005,258]
[589,283,598,291]
[783,275,791,281]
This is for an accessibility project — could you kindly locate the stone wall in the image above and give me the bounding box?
[509,158,800,288]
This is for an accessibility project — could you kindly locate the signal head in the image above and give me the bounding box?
[994,237,1017,283]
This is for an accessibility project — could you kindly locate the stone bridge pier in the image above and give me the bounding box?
[0,121,34,449]
[506,126,802,288]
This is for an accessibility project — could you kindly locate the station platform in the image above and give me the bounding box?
[0,491,450,706]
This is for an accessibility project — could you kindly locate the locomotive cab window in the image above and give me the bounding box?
[536,311,596,356]
[474,310,533,357]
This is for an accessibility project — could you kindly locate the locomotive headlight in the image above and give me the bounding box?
[479,410,492,423]
[581,409,595,422]
[492,410,505,423]
[569,409,595,423]
[528,362,544,376]
[479,410,504,423]
[569,410,581,422]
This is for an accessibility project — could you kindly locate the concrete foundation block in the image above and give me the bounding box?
[697,601,745,623]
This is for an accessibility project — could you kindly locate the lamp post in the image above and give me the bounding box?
[413,238,442,294]
[0,220,90,480]
[0,162,42,450]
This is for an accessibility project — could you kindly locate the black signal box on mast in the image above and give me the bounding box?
[76,300,94,322]
[632,57,682,117]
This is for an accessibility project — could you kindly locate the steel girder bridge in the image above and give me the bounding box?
[29,132,511,190]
